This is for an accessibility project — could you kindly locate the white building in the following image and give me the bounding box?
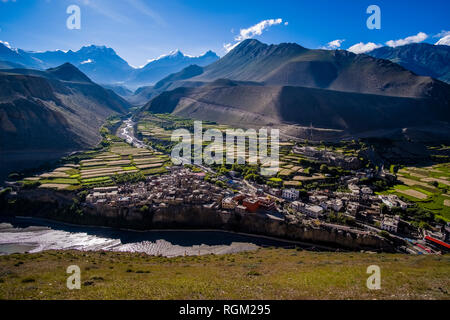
[379,195,408,210]
[303,205,324,218]
[282,188,299,201]
[291,201,324,218]
[323,199,343,212]
[381,215,400,233]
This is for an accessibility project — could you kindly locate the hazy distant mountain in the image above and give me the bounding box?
[0,43,219,88]
[28,45,135,84]
[141,39,450,140]
[0,63,129,178]
[128,50,219,87]
[126,65,206,106]
[115,62,219,106]
[102,84,134,98]
[0,43,42,69]
[367,43,450,83]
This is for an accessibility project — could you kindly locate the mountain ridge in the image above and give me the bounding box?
[141,39,450,141]
[0,63,130,179]
[0,42,219,88]
[367,43,450,83]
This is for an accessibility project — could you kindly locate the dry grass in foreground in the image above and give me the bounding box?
[0,248,449,300]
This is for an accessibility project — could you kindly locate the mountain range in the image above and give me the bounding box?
[1,38,449,179]
[0,43,219,88]
[141,39,450,140]
[0,63,129,179]
[367,43,450,84]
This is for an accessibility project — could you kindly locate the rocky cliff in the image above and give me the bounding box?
[1,189,395,252]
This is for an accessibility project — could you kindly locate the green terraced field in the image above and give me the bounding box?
[381,163,450,222]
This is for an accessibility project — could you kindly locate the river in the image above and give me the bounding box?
[116,118,147,149]
[0,217,307,257]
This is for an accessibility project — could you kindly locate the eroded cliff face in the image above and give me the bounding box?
[2,189,394,252]
[83,204,393,251]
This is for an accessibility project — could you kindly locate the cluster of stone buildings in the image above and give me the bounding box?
[82,161,417,240]
[85,165,284,217]
[86,167,230,210]
[283,181,410,235]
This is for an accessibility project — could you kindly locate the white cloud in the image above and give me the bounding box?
[80,59,93,64]
[435,35,450,46]
[236,18,283,41]
[224,18,286,52]
[385,32,428,48]
[323,39,345,50]
[347,42,382,54]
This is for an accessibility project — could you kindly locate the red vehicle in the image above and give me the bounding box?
[424,236,450,253]
[415,243,432,253]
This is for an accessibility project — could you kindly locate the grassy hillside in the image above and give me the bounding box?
[144,81,445,139]
[0,249,448,300]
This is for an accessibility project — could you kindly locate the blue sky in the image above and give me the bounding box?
[0,0,449,67]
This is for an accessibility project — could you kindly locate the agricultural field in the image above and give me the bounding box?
[137,113,226,141]
[136,113,354,191]
[20,138,171,191]
[265,147,330,189]
[380,163,450,222]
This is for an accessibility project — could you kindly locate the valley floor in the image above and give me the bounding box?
[0,249,448,300]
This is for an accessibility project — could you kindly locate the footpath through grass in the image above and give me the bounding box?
[0,249,449,300]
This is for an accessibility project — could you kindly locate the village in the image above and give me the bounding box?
[84,163,450,255]
[3,116,448,256]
